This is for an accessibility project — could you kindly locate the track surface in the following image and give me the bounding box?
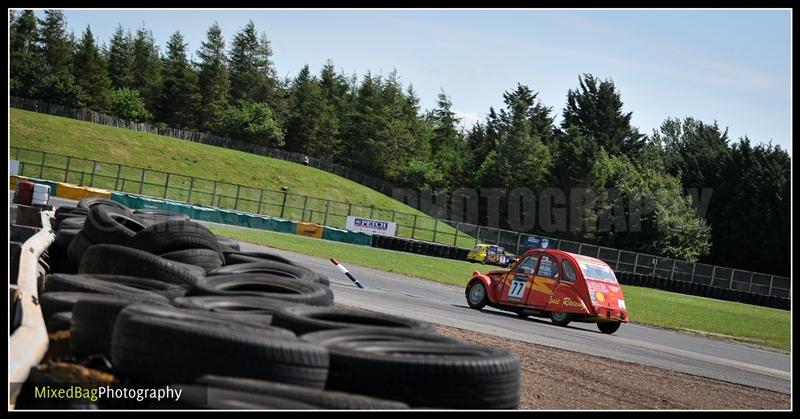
[19,195,792,394]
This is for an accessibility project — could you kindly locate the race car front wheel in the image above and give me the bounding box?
[597,321,621,334]
[466,282,488,309]
[549,312,572,327]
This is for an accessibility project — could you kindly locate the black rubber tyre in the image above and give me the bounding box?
[43,273,177,301]
[66,231,94,268]
[46,311,73,333]
[171,296,301,327]
[77,197,130,211]
[126,220,222,259]
[190,273,332,306]
[209,261,329,287]
[79,244,205,287]
[597,321,622,334]
[301,328,521,409]
[44,274,188,301]
[173,295,300,316]
[272,306,436,336]
[55,206,89,219]
[223,250,294,266]
[57,216,86,231]
[51,229,79,273]
[197,375,409,410]
[215,236,241,251]
[465,281,488,310]
[83,205,147,245]
[39,292,102,321]
[549,311,573,327]
[160,248,224,271]
[111,304,327,387]
[145,385,319,409]
[70,295,171,358]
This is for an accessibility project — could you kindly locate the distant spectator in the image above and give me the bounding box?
[303,155,310,166]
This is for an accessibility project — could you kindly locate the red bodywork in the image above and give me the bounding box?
[466,248,629,323]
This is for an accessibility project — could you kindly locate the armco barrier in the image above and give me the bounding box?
[296,222,324,239]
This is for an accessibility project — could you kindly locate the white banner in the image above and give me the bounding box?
[346,216,397,236]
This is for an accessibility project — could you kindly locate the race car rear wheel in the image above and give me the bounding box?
[549,312,572,327]
[597,321,621,334]
[466,282,488,309]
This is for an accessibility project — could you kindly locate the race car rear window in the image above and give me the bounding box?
[578,262,618,283]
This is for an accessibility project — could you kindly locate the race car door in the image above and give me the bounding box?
[524,254,559,309]
[499,253,539,305]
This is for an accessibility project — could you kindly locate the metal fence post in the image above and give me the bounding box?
[615,250,622,271]
[768,275,774,297]
[454,223,461,246]
[323,201,330,226]
[370,207,374,219]
[280,191,288,218]
[79,171,85,186]
[39,152,46,179]
[411,215,418,240]
[114,165,122,191]
[634,254,640,273]
[433,219,438,243]
[187,176,194,203]
[257,189,264,214]
[748,271,755,293]
[64,156,71,182]
[515,232,523,255]
[495,229,501,246]
[670,260,677,281]
[301,196,308,221]
[89,160,97,187]
[138,169,145,195]
[163,173,170,199]
[691,263,697,284]
[211,181,218,207]
[476,225,481,246]
[234,185,241,210]
[347,203,352,216]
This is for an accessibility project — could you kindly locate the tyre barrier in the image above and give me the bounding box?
[16,200,523,410]
[369,234,472,263]
[614,270,789,310]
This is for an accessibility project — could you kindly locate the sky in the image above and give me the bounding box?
[29,9,792,153]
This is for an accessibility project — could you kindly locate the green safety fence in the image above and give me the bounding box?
[322,226,373,246]
[111,192,369,245]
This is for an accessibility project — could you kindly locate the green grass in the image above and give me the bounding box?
[208,225,790,351]
[10,108,476,247]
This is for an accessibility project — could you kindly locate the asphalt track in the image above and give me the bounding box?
[15,195,792,394]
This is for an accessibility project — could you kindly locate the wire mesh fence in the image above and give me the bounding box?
[10,145,790,299]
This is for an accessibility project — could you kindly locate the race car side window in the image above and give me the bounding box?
[536,255,558,278]
[515,255,539,275]
[561,260,577,282]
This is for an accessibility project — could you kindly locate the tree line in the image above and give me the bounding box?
[9,10,790,276]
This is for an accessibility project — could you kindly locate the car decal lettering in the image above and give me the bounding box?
[547,296,585,308]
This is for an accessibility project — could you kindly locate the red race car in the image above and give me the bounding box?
[465,248,628,334]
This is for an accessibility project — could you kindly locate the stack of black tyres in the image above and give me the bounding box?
[29,198,523,410]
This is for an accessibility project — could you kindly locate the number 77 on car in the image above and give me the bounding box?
[465,248,628,334]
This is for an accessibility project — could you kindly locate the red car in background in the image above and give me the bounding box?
[465,248,628,334]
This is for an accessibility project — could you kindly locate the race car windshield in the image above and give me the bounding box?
[578,262,618,283]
